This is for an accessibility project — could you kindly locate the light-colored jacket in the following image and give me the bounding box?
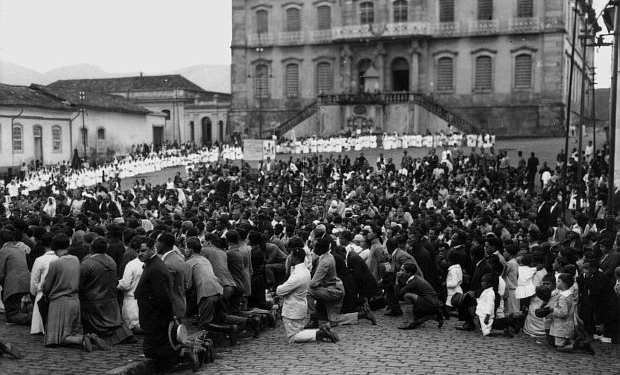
[445,264,463,307]
[549,290,576,339]
[276,263,310,320]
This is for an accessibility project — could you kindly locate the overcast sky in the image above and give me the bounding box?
[0,0,614,87]
[0,0,232,73]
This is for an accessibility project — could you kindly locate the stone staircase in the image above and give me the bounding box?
[274,92,479,137]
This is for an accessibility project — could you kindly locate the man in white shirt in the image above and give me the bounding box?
[276,248,338,343]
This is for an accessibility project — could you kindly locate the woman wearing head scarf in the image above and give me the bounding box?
[43,197,56,217]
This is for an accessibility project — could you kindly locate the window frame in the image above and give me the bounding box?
[472,52,495,92]
[516,0,533,18]
[439,0,455,23]
[284,63,300,98]
[286,7,301,32]
[393,0,408,23]
[360,2,375,25]
[315,61,333,94]
[256,9,269,34]
[436,56,455,92]
[52,125,62,153]
[12,123,23,153]
[254,63,270,99]
[317,5,331,30]
[477,0,493,21]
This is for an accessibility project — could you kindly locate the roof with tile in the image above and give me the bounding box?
[33,84,150,114]
[48,74,208,94]
[0,83,74,112]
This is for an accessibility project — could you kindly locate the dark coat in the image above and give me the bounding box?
[135,255,173,334]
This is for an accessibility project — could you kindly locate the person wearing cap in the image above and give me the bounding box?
[276,248,338,343]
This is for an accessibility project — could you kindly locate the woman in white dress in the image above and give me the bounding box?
[30,234,58,334]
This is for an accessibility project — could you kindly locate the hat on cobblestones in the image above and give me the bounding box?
[168,320,188,350]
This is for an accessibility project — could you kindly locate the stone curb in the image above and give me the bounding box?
[104,359,154,375]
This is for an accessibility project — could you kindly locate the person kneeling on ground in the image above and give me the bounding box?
[396,262,443,330]
[276,248,339,343]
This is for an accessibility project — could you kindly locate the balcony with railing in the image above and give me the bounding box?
[434,22,461,36]
[311,29,334,43]
[279,31,304,45]
[509,17,540,33]
[469,20,499,35]
[245,17,545,46]
[248,32,275,46]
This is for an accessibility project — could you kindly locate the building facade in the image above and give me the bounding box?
[49,75,231,146]
[0,83,162,170]
[230,0,597,137]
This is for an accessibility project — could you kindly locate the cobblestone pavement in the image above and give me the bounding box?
[4,310,613,375]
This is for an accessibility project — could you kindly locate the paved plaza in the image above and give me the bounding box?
[1,310,618,375]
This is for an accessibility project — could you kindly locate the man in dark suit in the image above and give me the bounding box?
[134,237,176,367]
[599,237,620,277]
[156,232,186,319]
[383,236,420,317]
[526,152,539,190]
[396,262,443,330]
[582,260,619,344]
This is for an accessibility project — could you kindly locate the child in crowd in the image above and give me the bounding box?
[515,254,537,309]
[549,273,576,352]
[476,273,497,336]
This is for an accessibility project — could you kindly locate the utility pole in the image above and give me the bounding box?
[607,1,620,232]
[562,6,579,220]
[257,45,264,139]
[577,12,590,212]
[79,91,87,162]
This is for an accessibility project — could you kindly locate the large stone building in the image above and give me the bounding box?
[49,75,231,146]
[230,0,597,138]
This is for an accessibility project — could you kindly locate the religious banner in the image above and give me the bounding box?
[243,139,264,161]
[263,140,276,160]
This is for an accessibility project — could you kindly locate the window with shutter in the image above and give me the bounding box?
[514,54,532,88]
[478,0,493,20]
[318,5,331,30]
[255,64,269,98]
[475,56,493,91]
[360,2,374,25]
[439,0,454,22]
[316,62,333,94]
[256,10,268,33]
[437,57,454,91]
[517,0,533,18]
[285,64,299,98]
[287,8,301,32]
[394,0,407,23]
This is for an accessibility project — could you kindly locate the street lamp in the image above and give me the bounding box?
[79,91,87,162]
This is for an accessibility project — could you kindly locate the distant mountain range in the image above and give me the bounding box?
[0,60,231,93]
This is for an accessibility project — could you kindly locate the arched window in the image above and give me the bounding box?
[478,0,493,20]
[439,0,454,22]
[514,54,532,88]
[393,0,408,23]
[12,124,23,152]
[285,63,299,98]
[317,5,331,30]
[360,2,374,25]
[316,62,333,94]
[475,55,493,91]
[52,125,62,152]
[286,8,301,32]
[255,64,270,98]
[437,57,454,91]
[190,121,195,142]
[517,0,533,18]
[256,10,269,33]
